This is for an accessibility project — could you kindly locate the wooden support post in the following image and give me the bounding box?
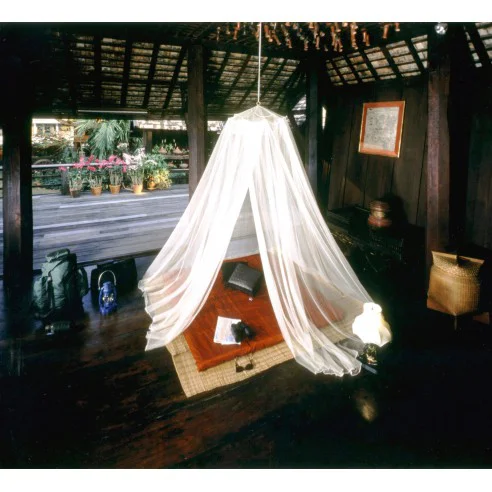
[305,54,323,199]
[426,25,473,276]
[2,112,33,293]
[187,44,207,197]
[143,129,153,154]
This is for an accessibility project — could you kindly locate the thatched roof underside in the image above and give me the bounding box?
[1,22,491,121]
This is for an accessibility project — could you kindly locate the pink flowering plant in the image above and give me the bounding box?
[104,155,127,186]
[85,155,104,189]
[59,160,86,191]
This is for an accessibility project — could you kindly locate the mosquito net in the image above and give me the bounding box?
[139,105,390,376]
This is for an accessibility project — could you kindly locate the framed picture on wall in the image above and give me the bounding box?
[359,101,405,158]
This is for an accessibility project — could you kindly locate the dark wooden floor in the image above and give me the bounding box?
[0,184,189,275]
[1,251,492,469]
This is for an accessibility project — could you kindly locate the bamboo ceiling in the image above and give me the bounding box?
[0,22,491,121]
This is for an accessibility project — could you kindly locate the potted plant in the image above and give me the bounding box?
[127,165,144,194]
[105,155,126,194]
[59,162,85,198]
[143,153,172,190]
[85,157,104,196]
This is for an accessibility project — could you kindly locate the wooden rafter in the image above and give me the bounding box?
[76,74,171,87]
[93,35,102,106]
[271,62,302,106]
[205,52,230,104]
[189,23,217,42]
[405,39,426,74]
[237,57,271,108]
[260,59,288,101]
[143,42,160,108]
[358,47,380,80]
[465,23,491,70]
[120,37,133,107]
[220,55,251,109]
[342,54,362,83]
[328,59,349,86]
[278,71,306,109]
[163,45,188,112]
[380,44,402,79]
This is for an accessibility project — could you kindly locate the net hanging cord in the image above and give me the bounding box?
[257,22,262,105]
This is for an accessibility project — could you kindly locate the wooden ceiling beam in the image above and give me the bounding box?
[329,58,349,86]
[271,62,303,106]
[219,55,251,109]
[260,59,288,101]
[120,37,133,107]
[278,71,306,109]
[237,57,271,109]
[358,47,380,80]
[405,39,426,74]
[342,53,363,83]
[143,42,160,108]
[380,44,402,80]
[465,23,491,71]
[163,45,188,111]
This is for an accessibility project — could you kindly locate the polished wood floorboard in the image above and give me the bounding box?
[1,256,492,468]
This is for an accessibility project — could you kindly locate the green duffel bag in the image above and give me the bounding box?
[32,248,89,321]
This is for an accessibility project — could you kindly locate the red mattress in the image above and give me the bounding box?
[183,255,344,371]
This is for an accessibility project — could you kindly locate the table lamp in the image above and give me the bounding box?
[352,302,391,366]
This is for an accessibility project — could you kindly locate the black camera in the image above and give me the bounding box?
[231,321,255,343]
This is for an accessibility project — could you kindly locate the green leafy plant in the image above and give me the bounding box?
[143,156,172,189]
[75,120,131,159]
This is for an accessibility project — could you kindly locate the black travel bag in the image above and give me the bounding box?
[90,258,138,301]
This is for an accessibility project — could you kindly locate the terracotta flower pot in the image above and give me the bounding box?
[146,179,156,190]
[91,186,103,196]
[70,189,81,198]
[132,184,143,194]
[109,184,121,195]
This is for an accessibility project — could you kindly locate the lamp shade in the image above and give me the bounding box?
[352,302,391,346]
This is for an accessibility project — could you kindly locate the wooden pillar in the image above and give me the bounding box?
[2,112,33,293]
[305,54,323,199]
[0,45,34,295]
[426,27,450,269]
[187,44,207,197]
[426,24,473,274]
[143,129,153,154]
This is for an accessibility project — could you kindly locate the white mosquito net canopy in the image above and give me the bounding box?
[139,105,391,377]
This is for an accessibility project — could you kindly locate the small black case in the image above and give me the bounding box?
[226,263,263,297]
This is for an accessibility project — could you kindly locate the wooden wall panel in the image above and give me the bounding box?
[326,92,354,211]
[343,86,372,207]
[466,111,492,249]
[416,135,428,227]
[324,74,491,248]
[392,83,428,224]
[362,84,402,209]
[325,79,427,227]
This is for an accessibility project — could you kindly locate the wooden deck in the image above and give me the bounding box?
[0,185,189,275]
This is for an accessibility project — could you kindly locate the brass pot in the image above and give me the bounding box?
[368,200,392,229]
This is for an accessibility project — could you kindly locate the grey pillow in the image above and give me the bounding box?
[226,263,263,297]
